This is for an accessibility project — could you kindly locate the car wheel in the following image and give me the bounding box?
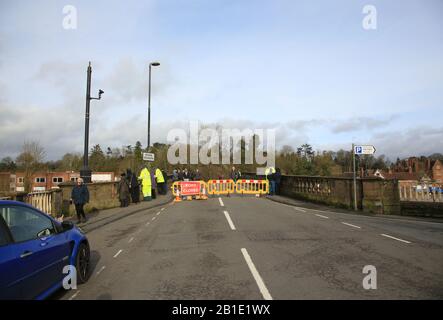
[75,242,90,284]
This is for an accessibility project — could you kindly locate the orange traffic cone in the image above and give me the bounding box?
[174,188,182,202]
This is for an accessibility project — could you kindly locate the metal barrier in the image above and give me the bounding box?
[235,179,269,195]
[207,179,236,195]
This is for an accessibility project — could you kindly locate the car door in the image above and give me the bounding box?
[0,205,71,299]
[0,213,22,299]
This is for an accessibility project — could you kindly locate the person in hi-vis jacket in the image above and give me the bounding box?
[138,166,152,201]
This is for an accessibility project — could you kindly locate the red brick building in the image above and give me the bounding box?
[13,171,116,192]
[385,157,443,183]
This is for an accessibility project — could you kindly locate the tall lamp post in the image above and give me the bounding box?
[147,61,160,151]
[80,61,104,183]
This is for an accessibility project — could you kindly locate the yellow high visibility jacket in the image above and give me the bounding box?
[155,168,165,183]
[139,168,152,197]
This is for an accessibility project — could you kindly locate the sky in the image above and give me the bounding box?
[0,0,442,161]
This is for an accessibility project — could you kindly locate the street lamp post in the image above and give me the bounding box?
[80,61,104,183]
[147,61,160,151]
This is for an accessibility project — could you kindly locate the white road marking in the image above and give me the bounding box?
[241,248,273,301]
[128,237,134,243]
[68,291,80,300]
[223,210,236,230]
[161,208,165,211]
[113,249,123,258]
[152,216,156,221]
[341,222,361,229]
[145,221,150,226]
[156,212,161,216]
[96,266,106,275]
[218,198,224,207]
[381,234,411,244]
[315,214,329,219]
[294,207,306,213]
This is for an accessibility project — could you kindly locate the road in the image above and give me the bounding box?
[55,196,443,300]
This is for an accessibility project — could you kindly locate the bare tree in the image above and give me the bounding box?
[16,141,46,193]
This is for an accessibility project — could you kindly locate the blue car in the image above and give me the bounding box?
[0,200,90,299]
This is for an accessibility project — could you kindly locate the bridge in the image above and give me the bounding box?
[44,180,443,300]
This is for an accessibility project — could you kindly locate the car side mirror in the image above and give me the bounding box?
[61,221,74,232]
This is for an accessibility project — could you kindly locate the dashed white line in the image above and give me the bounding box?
[152,216,156,221]
[241,248,273,300]
[156,211,161,216]
[96,266,106,275]
[294,207,306,213]
[68,291,80,300]
[161,208,165,211]
[381,234,411,244]
[218,197,224,207]
[223,210,236,230]
[145,221,150,226]
[128,237,134,243]
[341,222,361,229]
[315,214,329,219]
[113,249,123,258]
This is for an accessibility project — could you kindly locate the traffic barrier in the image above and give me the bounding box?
[235,179,269,195]
[171,181,208,201]
[207,179,235,195]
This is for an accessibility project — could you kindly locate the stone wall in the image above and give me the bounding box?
[400,201,443,218]
[58,181,120,216]
[245,173,401,215]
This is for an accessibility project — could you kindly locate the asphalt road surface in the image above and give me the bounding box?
[54,196,443,300]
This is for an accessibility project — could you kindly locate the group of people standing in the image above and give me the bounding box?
[117,167,167,207]
[171,168,203,182]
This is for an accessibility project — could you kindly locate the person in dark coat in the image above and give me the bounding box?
[194,169,202,181]
[71,178,89,224]
[130,172,140,204]
[117,173,130,207]
[274,168,282,195]
[150,170,157,199]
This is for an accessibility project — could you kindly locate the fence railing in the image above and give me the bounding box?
[24,190,62,215]
[399,184,443,202]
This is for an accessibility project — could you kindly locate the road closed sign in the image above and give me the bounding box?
[180,181,201,196]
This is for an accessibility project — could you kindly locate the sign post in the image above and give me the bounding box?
[352,144,376,211]
[143,152,155,162]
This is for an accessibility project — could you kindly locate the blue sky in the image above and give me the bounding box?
[0,0,442,160]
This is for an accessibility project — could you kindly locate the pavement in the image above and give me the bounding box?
[65,194,173,233]
[54,194,443,300]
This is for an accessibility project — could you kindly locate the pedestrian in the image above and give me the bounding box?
[230,166,241,182]
[150,169,157,199]
[162,169,168,195]
[274,168,282,195]
[117,173,130,207]
[138,166,152,201]
[130,171,140,204]
[178,169,183,181]
[71,177,89,224]
[183,168,190,181]
[172,169,178,182]
[194,168,202,181]
[155,168,165,195]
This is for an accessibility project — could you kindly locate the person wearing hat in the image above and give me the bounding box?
[117,172,130,207]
